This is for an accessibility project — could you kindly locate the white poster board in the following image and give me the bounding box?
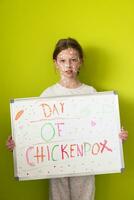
[10,91,124,181]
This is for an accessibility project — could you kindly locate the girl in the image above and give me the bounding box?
[7,38,128,200]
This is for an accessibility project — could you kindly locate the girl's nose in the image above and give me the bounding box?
[65,60,71,68]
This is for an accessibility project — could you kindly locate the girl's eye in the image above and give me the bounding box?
[71,58,78,62]
[60,59,65,63]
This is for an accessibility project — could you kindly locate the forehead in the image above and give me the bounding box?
[57,48,79,58]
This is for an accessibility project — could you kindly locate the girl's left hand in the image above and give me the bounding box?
[119,127,128,141]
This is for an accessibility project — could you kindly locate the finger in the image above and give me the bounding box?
[120,129,128,135]
[120,135,128,139]
[7,144,15,151]
[119,132,128,137]
[119,134,128,141]
[8,147,14,151]
[6,140,13,146]
[6,140,15,150]
[7,135,12,140]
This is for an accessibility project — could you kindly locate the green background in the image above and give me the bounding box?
[0,0,133,199]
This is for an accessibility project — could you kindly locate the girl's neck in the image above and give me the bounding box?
[59,78,82,89]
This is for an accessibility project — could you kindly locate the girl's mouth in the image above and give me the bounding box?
[65,70,73,74]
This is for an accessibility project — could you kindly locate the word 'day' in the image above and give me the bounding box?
[41,102,64,118]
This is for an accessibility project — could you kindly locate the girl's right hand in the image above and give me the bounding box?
[6,135,15,151]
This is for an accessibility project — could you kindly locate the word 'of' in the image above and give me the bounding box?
[26,140,112,166]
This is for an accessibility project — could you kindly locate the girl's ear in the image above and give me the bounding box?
[53,59,56,64]
[53,59,58,67]
[53,59,59,72]
[78,59,83,70]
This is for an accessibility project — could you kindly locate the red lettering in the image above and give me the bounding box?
[92,143,100,155]
[41,103,52,118]
[34,146,45,163]
[60,102,64,113]
[61,144,69,160]
[100,140,112,153]
[52,104,59,116]
[46,145,50,161]
[70,144,76,158]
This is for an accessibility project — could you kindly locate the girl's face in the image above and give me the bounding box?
[54,48,82,79]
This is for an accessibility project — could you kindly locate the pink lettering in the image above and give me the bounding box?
[26,146,35,166]
[55,122,64,136]
[77,144,84,157]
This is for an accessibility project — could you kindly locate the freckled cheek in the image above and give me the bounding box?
[72,65,80,73]
[56,62,67,71]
